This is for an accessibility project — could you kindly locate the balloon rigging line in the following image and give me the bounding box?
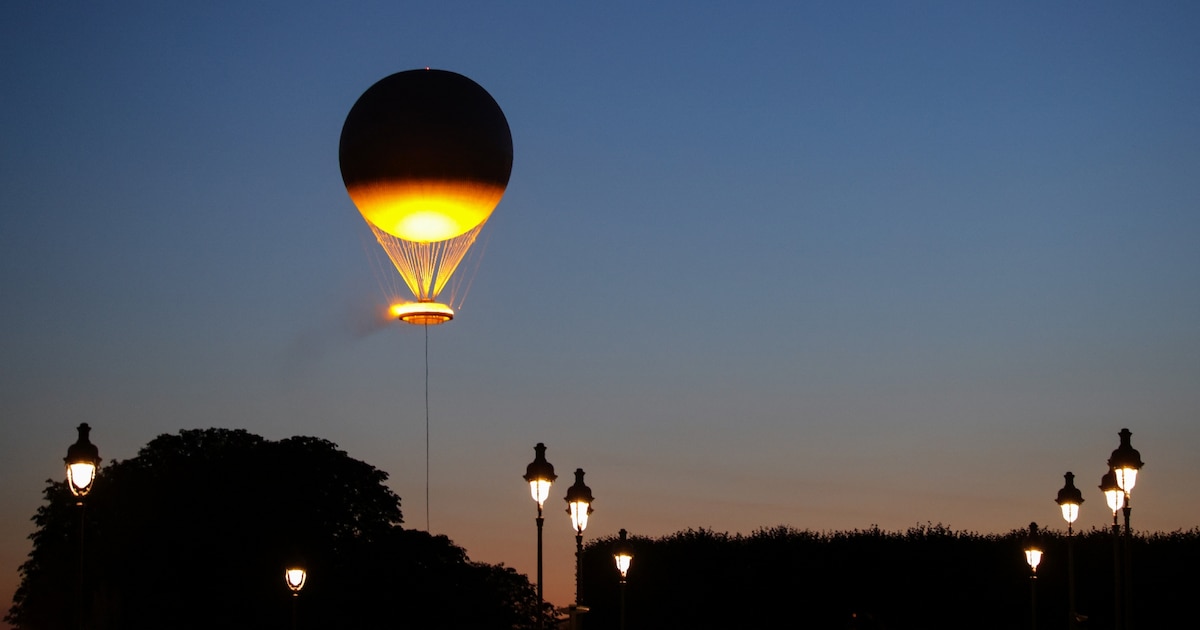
[362,233,402,302]
[449,226,491,309]
[370,223,485,302]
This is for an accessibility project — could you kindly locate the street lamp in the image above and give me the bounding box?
[285,566,306,630]
[65,423,101,502]
[1055,472,1084,630]
[613,529,634,630]
[1100,468,1124,630]
[523,442,557,619]
[565,468,594,629]
[1108,428,1143,630]
[1024,522,1042,630]
[65,423,99,630]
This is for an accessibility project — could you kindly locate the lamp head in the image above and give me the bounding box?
[1107,428,1143,494]
[523,443,557,508]
[1099,468,1125,514]
[613,528,634,580]
[1024,522,1043,572]
[564,468,594,533]
[1055,471,1084,524]
[64,423,101,498]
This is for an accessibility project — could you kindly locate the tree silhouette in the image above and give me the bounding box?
[8,428,552,629]
[580,524,1200,630]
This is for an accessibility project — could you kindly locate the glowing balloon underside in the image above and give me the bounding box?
[347,179,504,243]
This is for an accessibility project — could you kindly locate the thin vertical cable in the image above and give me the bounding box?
[425,322,430,531]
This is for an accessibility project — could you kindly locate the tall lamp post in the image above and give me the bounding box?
[285,566,307,630]
[65,423,100,630]
[1024,522,1043,630]
[565,468,594,630]
[1055,472,1084,630]
[1107,428,1143,630]
[523,442,557,623]
[613,529,634,630]
[1099,468,1125,630]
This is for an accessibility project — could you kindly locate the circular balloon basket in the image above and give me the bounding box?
[391,301,455,325]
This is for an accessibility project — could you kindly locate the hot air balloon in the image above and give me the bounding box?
[339,69,513,324]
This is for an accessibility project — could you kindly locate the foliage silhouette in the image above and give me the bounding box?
[580,523,1200,630]
[8,428,552,630]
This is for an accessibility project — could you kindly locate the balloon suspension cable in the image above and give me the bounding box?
[424,322,431,531]
[448,227,491,310]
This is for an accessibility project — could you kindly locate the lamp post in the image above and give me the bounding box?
[65,423,100,630]
[523,442,557,622]
[1100,468,1125,630]
[1055,472,1084,630]
[285,566,307,630]
[1024,522,1043,630]
[613,529,634,630]
[1107,428,1143,630]
[565,468,594,630]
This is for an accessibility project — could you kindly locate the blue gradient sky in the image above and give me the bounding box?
[3,2,1198,615]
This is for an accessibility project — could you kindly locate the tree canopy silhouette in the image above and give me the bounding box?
[7,428,551,630]
[580,523,1200,630]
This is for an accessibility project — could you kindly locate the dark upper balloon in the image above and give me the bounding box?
[339,69,513,241]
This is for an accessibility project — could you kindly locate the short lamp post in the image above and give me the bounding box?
[1099,468,1125,630]
[565,469,594,630]
[1107,428,1143,630]
[523,442,557,621]
[65,423,100,630]
[285,566,306,630]
[613,529,634,630]
[1055,472,1084,630]
[1024,522,1043,630]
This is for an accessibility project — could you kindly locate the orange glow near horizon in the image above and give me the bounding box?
[348,180,503,242]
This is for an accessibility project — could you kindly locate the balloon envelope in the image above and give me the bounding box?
[339,69,513,243]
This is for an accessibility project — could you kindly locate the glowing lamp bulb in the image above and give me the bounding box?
[530,479,552,507]
[615,553,632,578]
[1060,503,1079,524]
[67,462,96,497]
[569,500,591,533]
[285,568,307,594]
[1100,469,1125,515]
[1025,548,1043,572]
[1114,467,1138,494]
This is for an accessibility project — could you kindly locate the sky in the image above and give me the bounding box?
[2,1,1199,619]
